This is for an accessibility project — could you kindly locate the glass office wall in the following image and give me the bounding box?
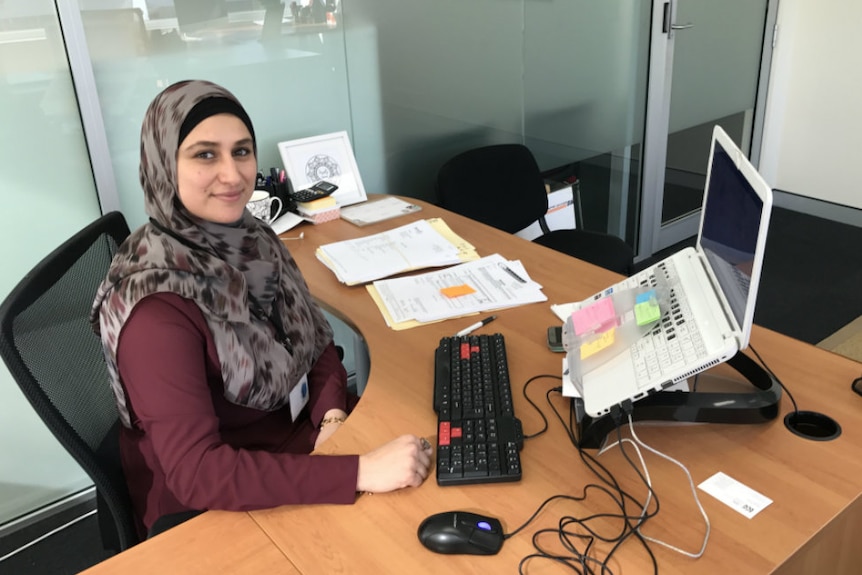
[0,1,102,526]
[83,0,352,231]
[656,0,769,250]
[346,0,651,239]
[524,1,651,238]
[639,0,772,253]
[82,0,650,236]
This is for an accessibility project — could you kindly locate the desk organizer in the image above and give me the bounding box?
[562,284,668,394]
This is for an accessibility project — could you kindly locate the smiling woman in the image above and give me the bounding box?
[175,113,257,224]
[89,80,434,538]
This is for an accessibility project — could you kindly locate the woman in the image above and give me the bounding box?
[91,80,432,535]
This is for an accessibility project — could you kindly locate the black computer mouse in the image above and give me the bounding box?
[417,510,505,555]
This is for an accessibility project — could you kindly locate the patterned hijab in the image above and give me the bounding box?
[91,79,333,428]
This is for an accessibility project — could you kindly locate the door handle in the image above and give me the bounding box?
[662,2,694,38]
[669,22,694,38]
[668,22,694,38]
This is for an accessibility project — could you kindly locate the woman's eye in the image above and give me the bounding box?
[234,147,252,157]
[195,150,215,160]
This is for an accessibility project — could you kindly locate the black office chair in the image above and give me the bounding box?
[0,211,139,552]
[437,144,634,275]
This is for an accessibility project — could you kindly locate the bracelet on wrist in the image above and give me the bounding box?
[319,416,346,429]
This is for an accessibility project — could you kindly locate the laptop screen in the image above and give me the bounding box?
[698,130,772,345]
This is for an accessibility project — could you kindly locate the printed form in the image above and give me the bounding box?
[369,254,547,326]
[316,219,477,285]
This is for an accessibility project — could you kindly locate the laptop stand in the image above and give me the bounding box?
[573,351,783,449]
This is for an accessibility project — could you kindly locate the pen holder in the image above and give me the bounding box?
[257,182,296,216]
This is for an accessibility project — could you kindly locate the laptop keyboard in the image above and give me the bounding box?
[590,260,708,388]
[433,334,523,486]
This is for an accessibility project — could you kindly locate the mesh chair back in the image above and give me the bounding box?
[0,211,138,551]
[436,143,549,233]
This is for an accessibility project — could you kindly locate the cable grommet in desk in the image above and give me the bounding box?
[784,410,841,441]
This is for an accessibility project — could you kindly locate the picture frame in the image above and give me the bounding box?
[277,130,368,207]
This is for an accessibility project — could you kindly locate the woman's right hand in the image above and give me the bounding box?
[356,434,434,494]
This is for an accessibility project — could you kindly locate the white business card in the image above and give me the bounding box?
[698,471,772,519]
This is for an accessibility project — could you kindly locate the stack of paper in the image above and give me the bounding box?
[367,254,547,330]
[339,196,422,227]
[316,219,478,285]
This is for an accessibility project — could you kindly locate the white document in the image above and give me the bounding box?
[317,219,465,285]
[371,254,547,325]
[269,211,304,235]
[339,196,422,226]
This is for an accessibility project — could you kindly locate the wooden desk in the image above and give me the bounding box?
[253,198,862,574]
[83,197,862,574]
[80,511,297,574]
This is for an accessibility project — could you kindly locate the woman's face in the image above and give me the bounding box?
[176,113,257,224]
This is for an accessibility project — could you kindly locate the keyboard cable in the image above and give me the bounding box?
[520,373,560,439]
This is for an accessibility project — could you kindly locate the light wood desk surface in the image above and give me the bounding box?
[84,197,862,574]
[80,511,297,574]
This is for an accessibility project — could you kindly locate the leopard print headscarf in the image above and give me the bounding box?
[91,79,333,428]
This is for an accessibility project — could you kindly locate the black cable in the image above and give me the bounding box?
[748,343,798,413]
[520,374,560,439]
[853,375,862,398]
[600,422,659,574]
[504,387,660,574]
[570,403,659,572]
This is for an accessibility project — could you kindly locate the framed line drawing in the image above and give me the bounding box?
[277,130,368,207]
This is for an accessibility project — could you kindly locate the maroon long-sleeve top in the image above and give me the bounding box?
[116,292,359,533]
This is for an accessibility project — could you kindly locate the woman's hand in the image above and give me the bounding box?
[356,435,434,493]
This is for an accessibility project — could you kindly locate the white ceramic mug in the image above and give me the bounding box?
[246,190,283,224]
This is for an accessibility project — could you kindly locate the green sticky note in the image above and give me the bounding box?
[634,299,661,326]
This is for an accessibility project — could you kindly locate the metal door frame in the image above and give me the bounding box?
[635,0,779,261]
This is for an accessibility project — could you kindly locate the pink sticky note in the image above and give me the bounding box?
[571,298,618,336]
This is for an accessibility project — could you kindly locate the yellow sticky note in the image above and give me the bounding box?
[580,328,616,359]
[441,284,476,298]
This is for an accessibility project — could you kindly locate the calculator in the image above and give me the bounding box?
[291,181,338,203]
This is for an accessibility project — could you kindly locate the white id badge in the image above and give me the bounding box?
[289,373,310,422]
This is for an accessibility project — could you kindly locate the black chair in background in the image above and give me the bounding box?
[0,211,138,552]
[436,144,634,275]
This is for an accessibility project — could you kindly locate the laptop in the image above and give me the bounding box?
[563,125,773,418]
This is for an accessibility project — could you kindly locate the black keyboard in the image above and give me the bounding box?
[433,334,523,486]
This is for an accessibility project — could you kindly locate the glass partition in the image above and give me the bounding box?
[83,0,350,230]
[0,0,102,526]
[85,1,649,241]
[524,1,651,238]
[655,0,769,249]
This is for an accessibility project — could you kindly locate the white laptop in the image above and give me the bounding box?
[563,125,773,418]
